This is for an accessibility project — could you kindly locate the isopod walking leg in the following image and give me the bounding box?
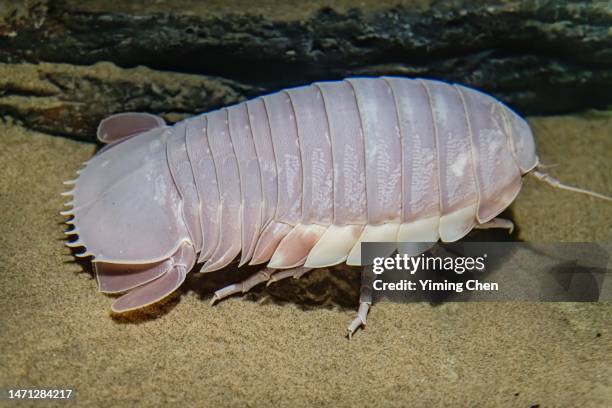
[475,218,514,234]
[210,266,314,304]
[210,266,313,304]
[266,266,312,286]
[347,266,374,339]
[210,268,277,305]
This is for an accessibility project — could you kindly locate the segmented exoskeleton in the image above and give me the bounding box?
[62,77,610,336]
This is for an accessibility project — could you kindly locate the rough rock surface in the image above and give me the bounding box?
[1,0,611,140]
[0,62,257,140]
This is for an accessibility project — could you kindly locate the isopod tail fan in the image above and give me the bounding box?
[97,112,166,145]
[61,112,198,314]
[107,243,196,313]
[531,167,612,202]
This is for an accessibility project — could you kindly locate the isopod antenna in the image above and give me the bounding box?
[531,167,612,202]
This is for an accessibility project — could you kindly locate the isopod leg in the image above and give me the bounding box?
[475,217,514,234]
[210,266,314,304]
[210,268,276,305]
[266,266,312,286]
[347,266,374,339]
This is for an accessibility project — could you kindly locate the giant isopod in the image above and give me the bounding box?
[61,77,611,337]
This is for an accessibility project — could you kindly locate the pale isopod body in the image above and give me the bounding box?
[63,77,543,325]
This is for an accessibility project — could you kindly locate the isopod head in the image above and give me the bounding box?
[504,107,538,173]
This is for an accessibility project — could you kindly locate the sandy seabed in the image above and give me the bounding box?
[1,113,611,407]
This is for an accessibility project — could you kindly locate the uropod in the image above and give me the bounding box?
[61,77,611,337]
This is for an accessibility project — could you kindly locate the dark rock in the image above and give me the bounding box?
[0,61,258,140]
[0,0,611,139]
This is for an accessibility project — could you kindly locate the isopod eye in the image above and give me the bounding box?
[505,108,538,173]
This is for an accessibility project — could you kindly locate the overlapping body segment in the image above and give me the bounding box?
[225,103,263,266]
[286,85,334,226]
[315,81,367,225]
[265,85,335,268]
[185,115,221,263]
[167,121,203,252]
[200,109,242,271]
[63,77,539,314]
[456,85,523,223]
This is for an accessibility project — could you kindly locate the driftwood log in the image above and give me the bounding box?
[0,0,611,141]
